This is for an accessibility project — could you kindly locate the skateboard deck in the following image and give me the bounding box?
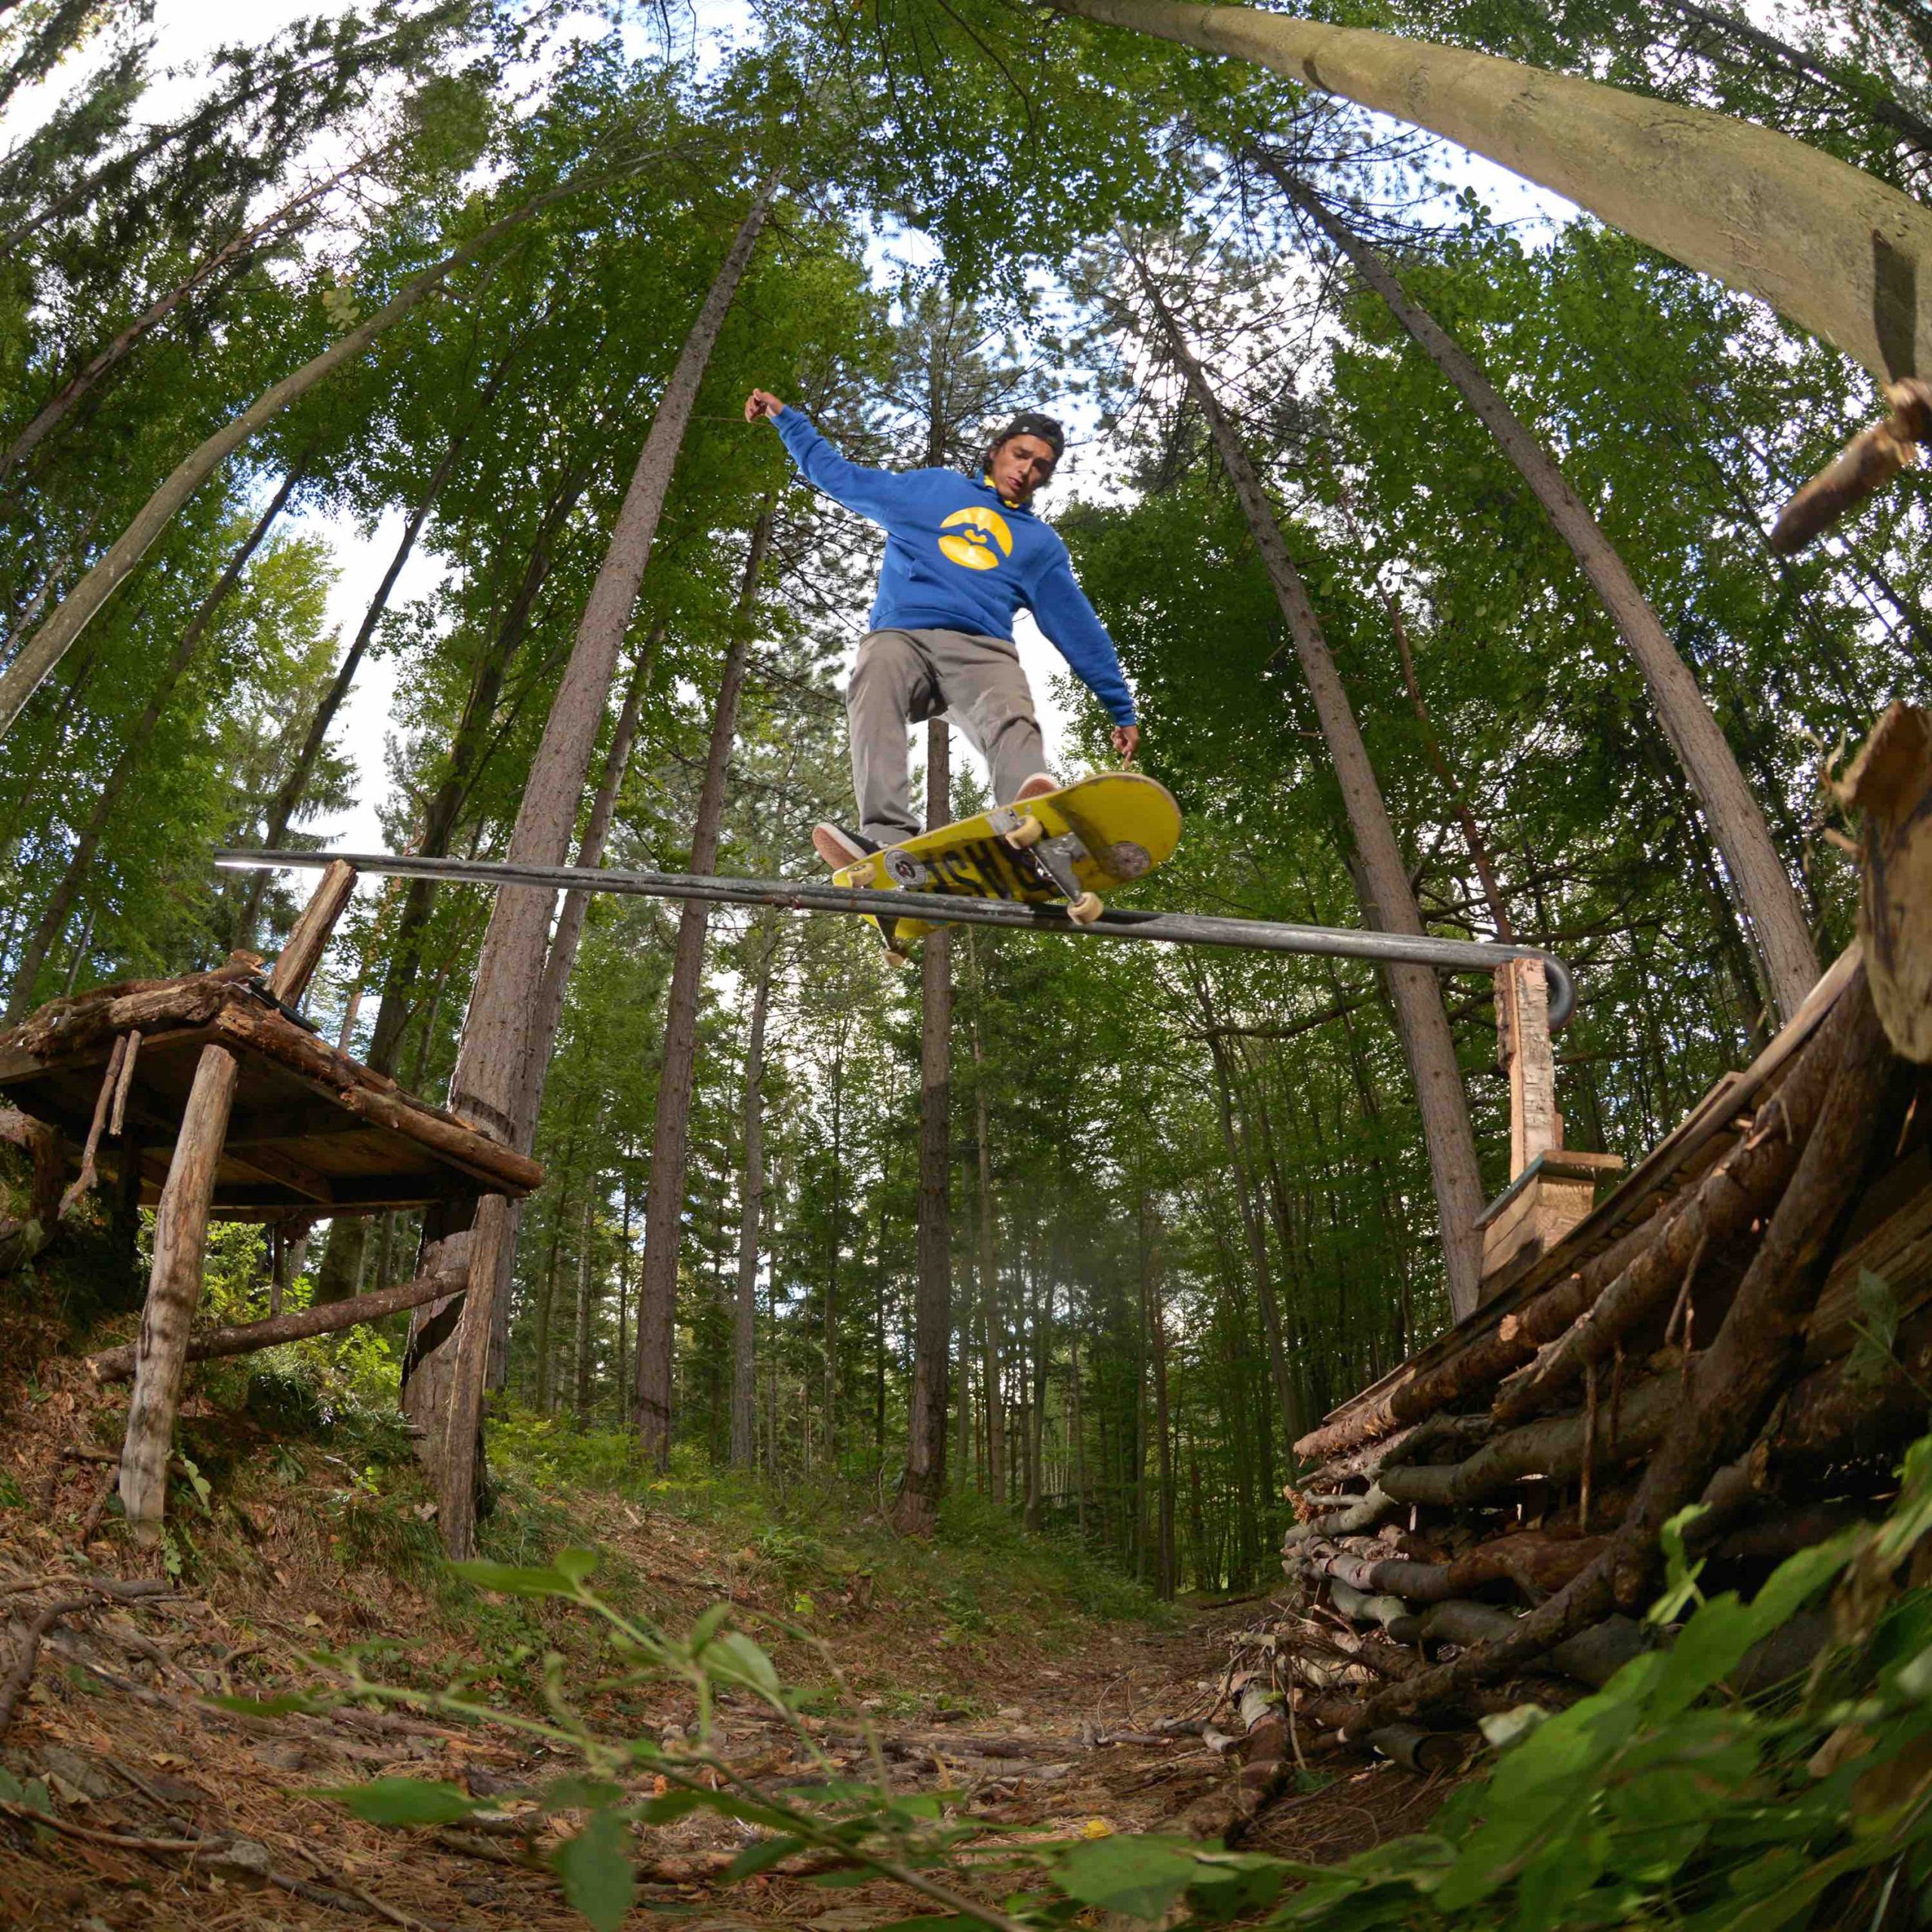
[832,771,1182,958]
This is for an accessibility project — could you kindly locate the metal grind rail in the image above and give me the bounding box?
[216,848,1576,1029]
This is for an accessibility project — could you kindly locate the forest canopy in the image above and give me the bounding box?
[0,0,1924,1595]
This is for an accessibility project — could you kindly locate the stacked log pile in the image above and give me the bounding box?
[1264,704,1932,1767]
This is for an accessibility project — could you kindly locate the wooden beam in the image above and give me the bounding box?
[208,1004,543,1194]
[266,860,357,1006]
[223,1102,369,1146]
[88,1236,472,1380]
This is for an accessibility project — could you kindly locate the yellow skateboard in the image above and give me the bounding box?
[833,771,1183,961]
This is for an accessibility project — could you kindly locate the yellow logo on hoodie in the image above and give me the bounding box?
[937,506,1013,571]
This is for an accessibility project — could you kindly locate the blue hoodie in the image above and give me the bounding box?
[772,408,1137,726]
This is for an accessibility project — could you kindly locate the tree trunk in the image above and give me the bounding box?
[965,934,1005,1500]
[1656,0,1932,162]
[532,1191,566,1414]
[1069,1311,1086,1535]
[1053,0,1932,386]
[893,718,952,1531]
[406,179,779,1552]
[632,500,777,1464]
[1322,459,1514,940]
[514,644,655,1147]
[1026,1263,1050,1530]
[8,464,303,1017]
[1192,964,1302,1449]
[731,922,777,1468]
[1272,167,1819,1019]
[481,643,654,1388]
[0,152,660,741]
[1146,1198,1174,1600]
[117,1044,240,1543]
[614,1165,634,1416]
[573,1186,596,1417]
[1138,261,1488,1317]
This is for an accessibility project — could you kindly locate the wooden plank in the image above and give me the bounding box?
[1498,956,1559,1178]
[1474,1150,1626,1232]
[208,1171,474,1213]
[222,1144,336,1205]
[209,1004,542,1193]
[265,860,357,1005]
[223,1103,370,1146]
[0,1021,220,1091]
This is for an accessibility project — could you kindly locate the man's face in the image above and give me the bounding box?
[989,433,1057,505]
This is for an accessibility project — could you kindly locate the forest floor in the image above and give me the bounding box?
[0,1301,1460,1930]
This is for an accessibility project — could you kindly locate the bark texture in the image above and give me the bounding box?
[116,1044,240,1543]
[1345,971,1892,1730]
[402,179,777,1552]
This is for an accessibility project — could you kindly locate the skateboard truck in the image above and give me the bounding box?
[989,807,1104,924]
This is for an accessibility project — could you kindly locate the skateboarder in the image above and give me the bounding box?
[744,390,1140,868]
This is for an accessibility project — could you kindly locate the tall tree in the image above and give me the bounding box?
[730,918,780,1468]
[892,719,952,1531]
[1265,162,1819,1019]
[405,178,779,1550]
[633,502,777,1463]
[1043,0,1932,386]
[1134,251,1489,1317]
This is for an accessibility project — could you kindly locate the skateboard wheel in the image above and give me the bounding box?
[884,950,911,969]
[1002,814,1046,850]
[1068,892,1103,925]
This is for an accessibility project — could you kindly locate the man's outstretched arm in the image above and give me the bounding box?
[1029,553,1141,761]
[746,389,908,527]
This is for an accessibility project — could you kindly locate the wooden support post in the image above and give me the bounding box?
[1497,955,1561,1178]
[1478,958,1621,1297]
[118,1041,239,1543]
[117,860,358,1546]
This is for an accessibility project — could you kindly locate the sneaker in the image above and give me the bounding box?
[1015,772,1057,801]
[813,823,881,870]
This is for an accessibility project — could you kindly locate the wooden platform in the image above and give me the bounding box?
[0,956,542,1218]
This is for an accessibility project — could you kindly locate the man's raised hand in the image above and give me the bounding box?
[1112,723,1140,764]
[744,389,786,423]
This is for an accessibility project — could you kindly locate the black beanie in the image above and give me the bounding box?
[989,411,1066,461]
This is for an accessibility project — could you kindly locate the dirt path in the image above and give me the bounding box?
[0,1349,1454,1927]
[0,1578,1460,1930]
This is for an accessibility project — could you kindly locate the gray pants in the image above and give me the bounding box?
[848,626,1047,845]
